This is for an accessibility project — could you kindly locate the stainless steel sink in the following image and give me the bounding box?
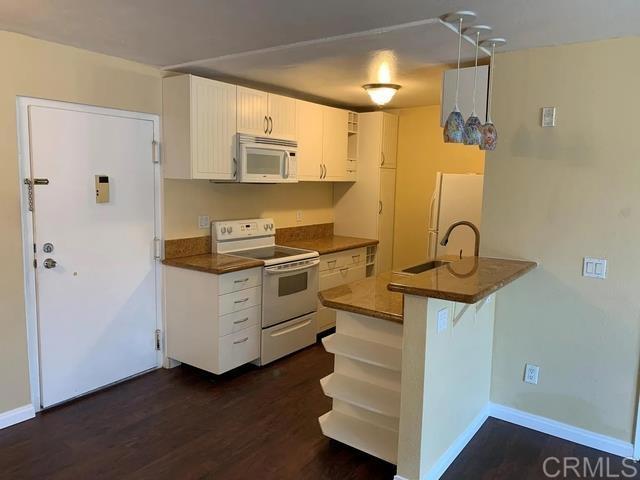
[398,260,450,275]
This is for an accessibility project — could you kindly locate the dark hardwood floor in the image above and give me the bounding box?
[0,342,636,479]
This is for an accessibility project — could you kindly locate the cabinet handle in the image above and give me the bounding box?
[268,116,273,134]
[320,164,323,179]
[352,254,360,262]
[340,268,348,275]
[233,337,249,344]
[379,201,383,214]
[327,259,337,267]
[322,164,327,179]
[234,297,250,304]
[233,317,249,325]
[381,152,385,166]
[232,158,238,178]
[233,278,249,284]
[264,116,268,134]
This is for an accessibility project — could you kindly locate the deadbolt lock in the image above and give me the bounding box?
[43,243,54,253]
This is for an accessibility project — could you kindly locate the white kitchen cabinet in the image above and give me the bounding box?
[318,247,367,332]
[381,113,398,169]
[333,112,398,274]
[165,265,262,374]
[163,74,237,180]
[441,65,489,127]
[237,86,296,140]
[296,100,324,181]
[322,107,349,181]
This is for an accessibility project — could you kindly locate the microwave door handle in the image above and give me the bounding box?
[264,259,320,274]
[284,152,289,178]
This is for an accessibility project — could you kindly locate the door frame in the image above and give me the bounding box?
[16,97,164,411]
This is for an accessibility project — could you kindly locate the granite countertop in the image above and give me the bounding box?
[388,257,537,304]
[162,253,264,274]
[319,272,404,323]
[279,235,378,255]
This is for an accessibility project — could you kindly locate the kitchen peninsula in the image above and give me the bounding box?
[318,256,536,479]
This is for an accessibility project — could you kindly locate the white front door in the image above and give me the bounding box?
[26,103,159,408]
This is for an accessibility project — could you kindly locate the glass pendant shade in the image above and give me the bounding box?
[363,83,401,106]
[480,122,497,150]
[464,114,482,145]
[444,109,465,143]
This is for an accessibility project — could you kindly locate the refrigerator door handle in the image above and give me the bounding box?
[428,190,437,230]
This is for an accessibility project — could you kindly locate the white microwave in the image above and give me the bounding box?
[237,134,298,183]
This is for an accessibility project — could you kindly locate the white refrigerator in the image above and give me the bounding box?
[428,173,484,259]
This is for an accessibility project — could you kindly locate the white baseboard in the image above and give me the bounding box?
[489,403,634,459]
[394,476,409,480]
[426,408,489,480]
[0,404,35,430]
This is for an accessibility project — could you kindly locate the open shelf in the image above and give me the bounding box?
[319,410,398,465]
[321,373,401,418]
[322,333,402,372]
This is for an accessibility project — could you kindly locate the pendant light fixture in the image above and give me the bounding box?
[462,25,492,145]
[479,37,506,151]
[442,11,477,143]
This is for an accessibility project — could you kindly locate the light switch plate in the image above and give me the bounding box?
[198,215,210,229]
[437,308,448,333]
[583,257,607,279]
[541,107,556,127]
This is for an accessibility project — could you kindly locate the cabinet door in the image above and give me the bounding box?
[381,113,398,169]
[237,86,269,136]
[296,100,324,181]
[377,168,396,273]
[268,94,297,140]
[322,106,348,181]
[191,77,237,180]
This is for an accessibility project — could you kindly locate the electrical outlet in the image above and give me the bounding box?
[198,215,210,229]
[437,308,448,333]
[541,107,556,127]
[524,364,540,385]
[296,211,303,223]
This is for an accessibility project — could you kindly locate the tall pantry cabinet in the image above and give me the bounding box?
[334,112,398,274]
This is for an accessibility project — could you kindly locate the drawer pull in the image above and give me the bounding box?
[233,278,250,284]
[352,255,361,261]
[233,317,249,325]
[233,337,249,344]
[340,268,348,274]
[270,319,312,337]
[234,297,250,304]
[328,260,337,266]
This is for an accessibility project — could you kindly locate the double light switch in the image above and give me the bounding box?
[583,257,607,279]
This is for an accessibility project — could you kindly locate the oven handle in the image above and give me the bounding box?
[269,318,313,337]
[264,259,320,275]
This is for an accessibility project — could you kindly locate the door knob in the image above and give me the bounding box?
[43,258,57,269]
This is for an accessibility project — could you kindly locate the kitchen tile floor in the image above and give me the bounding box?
[0,342,635,479]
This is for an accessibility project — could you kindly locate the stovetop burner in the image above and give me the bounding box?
[233,245,311,261]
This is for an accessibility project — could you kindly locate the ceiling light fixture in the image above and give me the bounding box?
[479,37,507,151]
[462,25,492,145]
[362,83,401,106]
[441,11,477,143]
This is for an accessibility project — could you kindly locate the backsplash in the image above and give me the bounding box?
[275,223,333,243]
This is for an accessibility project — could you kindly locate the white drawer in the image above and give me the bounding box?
[218,325,260,373]
[320,247,366,272]
[218,286,261,316]
[218,305,261,337]
[218,267,262,295]
[319,264,366,290]
[261,313,317,365]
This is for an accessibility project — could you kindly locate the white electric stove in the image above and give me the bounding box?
[212,218,319,365]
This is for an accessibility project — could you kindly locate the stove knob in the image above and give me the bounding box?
[269,224,274,230]
[264,224,268,230]
[228,226,233,234]
[221,226,227,234]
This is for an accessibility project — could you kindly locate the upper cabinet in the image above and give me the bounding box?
[381,113,398,169]
[296,100,324,181]
[322,107,349,181]
[163,75,237,180]
[440,65,489,127]
[237,87,296,140]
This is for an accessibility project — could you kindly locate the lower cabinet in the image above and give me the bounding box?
[318,247,367,333]
[165,265,262,374]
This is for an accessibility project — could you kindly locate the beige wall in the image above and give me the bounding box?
[392,106,484,269]
[0,31,162,414]
[483,37,640,442]
[164,180,334,239]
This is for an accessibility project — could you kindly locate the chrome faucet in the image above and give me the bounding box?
[440,221,480,257]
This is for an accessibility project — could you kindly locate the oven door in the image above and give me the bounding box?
[262,259,319,328]
[240,143,293,183]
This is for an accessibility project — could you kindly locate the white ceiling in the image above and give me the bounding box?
[1,0,639,108]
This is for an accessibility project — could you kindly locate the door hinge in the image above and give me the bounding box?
[153,237,161,260]
[33,258,37,268]
[155,329,161,351]
[152,140,160,164]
